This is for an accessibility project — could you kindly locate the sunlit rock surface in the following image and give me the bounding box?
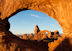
[48,35,72,51]
[29,33,34,40]
[0,0,72,51]
[48,31,51,38]
[51,30,60,39]
[34,25,40,35]
[0,19,48,51]
[0,0,72,34]
[54,30,59,34]
[22,34,29,40]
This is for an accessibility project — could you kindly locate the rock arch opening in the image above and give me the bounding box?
[0,0,72,35]
[45,32,48,35]
[0,0,72,51]
[8,10,63,35]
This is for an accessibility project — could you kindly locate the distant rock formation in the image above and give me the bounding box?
[34,30,49,40]
[34,34,38,40]
[23,34,29,40]
[54,30,59,34]
[21,26,60,43]
[37,30,49,39]
[34,25,60,41]
[34,25,40,34]
[29,33,33,40]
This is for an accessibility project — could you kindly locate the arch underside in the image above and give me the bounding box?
[0,0,72,34]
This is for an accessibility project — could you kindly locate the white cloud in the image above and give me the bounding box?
[22,22,28,23]
[30,14,49,19]
[49,24,55,26]
[52,24,55,26]
[30,14,41,18]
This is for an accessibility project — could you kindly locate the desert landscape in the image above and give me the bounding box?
[18,25,60,42]
[0,0,72,51]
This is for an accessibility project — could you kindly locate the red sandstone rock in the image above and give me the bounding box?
[0,0,72,34]
[48,35,72,51]
[0,19,48,51]
[29,33,33,40]
[51,30,60,39]
[48,31,51,38]
[35,30,49,40]
[42,34,47,39]
[34,25,40,34]
[33,34,38,40]
[54,30,59,35]
[23,34,29,40]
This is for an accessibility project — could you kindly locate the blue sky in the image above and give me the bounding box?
[8,10,63,35]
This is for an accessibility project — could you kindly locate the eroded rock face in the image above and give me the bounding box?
[0,0,72,51]
[48,35,72,51]
[51,30,60,39]
[0,0,72,34]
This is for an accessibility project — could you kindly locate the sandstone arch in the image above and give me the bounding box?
[0,0,72,34]
[35,30,51,40]
[38,30,49,35]
[38,30,49,39]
